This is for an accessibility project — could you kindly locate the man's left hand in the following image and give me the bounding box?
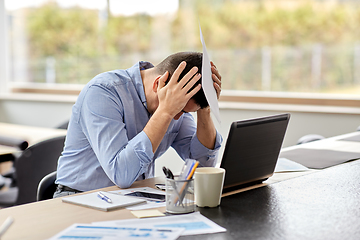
[197,61,222,114]
[211,61,222,99]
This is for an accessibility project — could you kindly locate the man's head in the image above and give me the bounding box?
[154,52,208,109]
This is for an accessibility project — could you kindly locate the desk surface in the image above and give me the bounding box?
[0,132,359,240]
[0,122,67,156]
[190,159,360,240]
[0,177,165,240]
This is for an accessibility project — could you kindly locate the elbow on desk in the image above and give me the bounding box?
[113,173,137,189]
[116,181,133,189]
[110,152,146,189]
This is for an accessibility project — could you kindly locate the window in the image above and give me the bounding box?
[2,0,360,98]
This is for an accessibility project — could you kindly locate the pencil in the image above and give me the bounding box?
[174,161,199,205]
[186,161,199,180]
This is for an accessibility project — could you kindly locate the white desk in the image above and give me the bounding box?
[282,131,360,153]
[0,122,67,156]
[0,122,67,173]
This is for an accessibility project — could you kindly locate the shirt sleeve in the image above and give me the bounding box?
[79,84,154,188]
[172,113,223,167]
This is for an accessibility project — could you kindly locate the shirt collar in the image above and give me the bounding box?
[129,61,154,108]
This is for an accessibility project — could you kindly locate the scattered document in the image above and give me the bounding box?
[48,223,184,240]
[94,211,226,236]
[275,158,309,172]
[200,24,221,124]
[111,187,166,210]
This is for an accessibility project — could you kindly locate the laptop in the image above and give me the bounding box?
[220,113,290,193]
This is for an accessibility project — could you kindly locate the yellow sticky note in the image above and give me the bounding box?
[131,209,165,218]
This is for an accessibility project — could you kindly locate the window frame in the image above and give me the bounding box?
[0,0,8,94]
[6,83,360,112]
[1,1,359,113]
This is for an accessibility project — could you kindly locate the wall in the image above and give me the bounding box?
[0,95,75,128]
[0,96,359,176]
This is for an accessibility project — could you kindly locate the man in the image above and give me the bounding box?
[54,52,222,198]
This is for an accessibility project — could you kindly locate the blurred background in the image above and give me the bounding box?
[5,0,360,95]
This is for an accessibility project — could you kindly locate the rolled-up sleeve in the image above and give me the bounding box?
[190,132,222,167]
[172,113,223,167]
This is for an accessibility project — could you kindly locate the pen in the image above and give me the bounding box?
[179,159,196,180]
[162,166,174,179]
[0,216,14,237]
[175,161,200,205]
[186,161,199,180]
[97,191,112,203]
[185,161,195,179]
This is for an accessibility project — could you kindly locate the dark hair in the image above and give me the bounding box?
[155,52,208,108]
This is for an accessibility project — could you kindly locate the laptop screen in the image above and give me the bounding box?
[220,113,290,193]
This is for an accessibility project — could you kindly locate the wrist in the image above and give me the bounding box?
[197,107,211,118]
[153,106,174,121]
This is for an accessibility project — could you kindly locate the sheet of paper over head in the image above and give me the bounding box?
[199,24,221,124]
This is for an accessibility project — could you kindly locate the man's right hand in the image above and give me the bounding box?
[143,61,202,153]
[156,61,201,119]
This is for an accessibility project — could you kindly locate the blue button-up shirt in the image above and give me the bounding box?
[56,61,222,191]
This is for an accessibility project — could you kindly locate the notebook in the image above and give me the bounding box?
[62,191,146,211]
[220,113,290,193]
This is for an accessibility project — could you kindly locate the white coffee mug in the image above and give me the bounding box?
[194,167,226,207]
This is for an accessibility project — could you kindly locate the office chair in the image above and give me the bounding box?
[0,135,28,151]
[297,134,325,145]
[0,135,65,207]
[0,135,29,189]
[56,121,69,130]
[37,171,57,201]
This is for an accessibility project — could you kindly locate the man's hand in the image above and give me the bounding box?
[211,61,222,99]
[156,61,201,119]
[144,61,201,153]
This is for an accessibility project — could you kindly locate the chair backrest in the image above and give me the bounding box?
[0,135,28,150]
[297,134,325,145]
[56,121,69,130]
[37,171,57,201]
[14,135,65,205]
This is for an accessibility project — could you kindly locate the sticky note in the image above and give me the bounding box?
[131,209,165,218]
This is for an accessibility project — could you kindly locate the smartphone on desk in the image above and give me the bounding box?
[155,183,166,191]
[124,191,166,202]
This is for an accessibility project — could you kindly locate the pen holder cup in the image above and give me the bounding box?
[165,177,195,214]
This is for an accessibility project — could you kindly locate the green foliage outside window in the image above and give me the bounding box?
[21,1,360,93]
